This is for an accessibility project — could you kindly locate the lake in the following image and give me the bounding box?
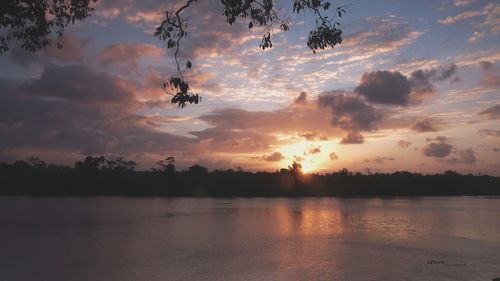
[0,196,499,281]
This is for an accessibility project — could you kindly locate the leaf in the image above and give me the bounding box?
[248,21,253,29]
[186,60,192,69]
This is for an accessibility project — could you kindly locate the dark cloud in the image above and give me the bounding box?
[422,136,454,158]
[261,152,285,162]
[307,146,321,155]
[293,92,308,106]
[354,64,458,106]
[197,101,335,135]
[340,132,364,144]
[197,91,381,148]
[354,70,411,105]
[318,92,382,131]
[423,142,454,158]
[478,104,500,119]
[447,148,477,165]
[0,66,193,162]
[329,152,338,160]
[298,131,328,141]
[409,64,457,98]
[397,140,412,148]
[426,136,451,143]
[7,34,88,66]
[411,118,439,132]
[459,149,476,164]
[26,64,135,106]
[364,156,395,164]
[194,91,382,152]
[478,129,500,138]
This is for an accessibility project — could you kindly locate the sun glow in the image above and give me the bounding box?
[299,160,317,174]
[277,139,335,173]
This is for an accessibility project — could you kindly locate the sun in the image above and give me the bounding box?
[299,161,317,174]
[277,139,335,173]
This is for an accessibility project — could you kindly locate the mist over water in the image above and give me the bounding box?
[1,196,499,281]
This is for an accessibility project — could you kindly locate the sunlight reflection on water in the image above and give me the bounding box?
[0,196,499,281]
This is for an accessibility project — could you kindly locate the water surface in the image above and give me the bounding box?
[1,196,499,281]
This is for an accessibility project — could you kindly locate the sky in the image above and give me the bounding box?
[0,0,499,175]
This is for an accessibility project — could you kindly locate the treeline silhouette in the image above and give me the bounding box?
[1,156,499,197]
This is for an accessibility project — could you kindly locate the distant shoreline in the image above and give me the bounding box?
[2,160,499,197]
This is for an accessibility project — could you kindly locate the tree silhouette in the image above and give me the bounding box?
[288,161,303,174]
[155,156,176,174]
[0,0,96,54]
[1,0,347,107]
[2,155,500,197]
[155,0,347,107]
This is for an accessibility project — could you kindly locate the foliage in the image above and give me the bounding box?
[75,156,136,172]
[0,1,347,108]
[155,156,176,173]
[1,156,499,197]
[0,0,346,108]
[0,0,96,54]
[155,0,347,107]
[288,161,303,174]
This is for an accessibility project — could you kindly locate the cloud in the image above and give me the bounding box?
[307,146,321,155]
[438,10,484,25]
[318,92,382,132]
[293,155,305,163]
[192,93,338,152]
[397,140,412,148]
[25,64,135,106]
[339,16,423,60]
[453,0,475,7]
[0,65,194,162]
[422,136,454,158]
[340,132,364,144]
[364,156,395,164]
[298,131,328,141]
[293,92,308,106]
[329,152,338,160]
[478,104,500,119]
[426,136,451,143]
[354,64,457,105]
[458,148,476,164]
[477,129,500,138]
[7,34,89,66]
[193,90,383,156]
[447,148,477,164]
[354,70,411,105]
[411,118,439,132]
[438,3,498,25]
[468,31,485,42]
[99,43,165,72]
[96,7,120,19]
[189,127,276,153]
[423,142,454,158]
[408,64,458,99]
[479,61,500,87]
[261,152,285,162]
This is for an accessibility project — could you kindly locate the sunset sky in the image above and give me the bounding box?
[0,0,499,175]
